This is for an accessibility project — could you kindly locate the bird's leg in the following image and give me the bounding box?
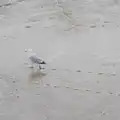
[27,59,34,68]
[39,64,45,70]
[39,64,41,69]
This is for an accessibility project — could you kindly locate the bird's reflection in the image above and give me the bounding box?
[28,69,46,86]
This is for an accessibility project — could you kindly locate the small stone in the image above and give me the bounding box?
[12,81,16,83]
[25,25,32,28]
[88,71,93,73]
[96,91,101,94]
[76,70,81,72]
[51,69,56,71]
[90,25,96,28]
[85,89,91,91]
[45,83,50,86]
[97,72,104,75]
[53,85,59,88]
[65,86,70,88]
[101,111,106,116]
[17,96,19,98]
[108,92,113,95]
[73,88,79,90]
[104,21,110,23]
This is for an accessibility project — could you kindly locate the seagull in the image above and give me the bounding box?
[25,49,46,69]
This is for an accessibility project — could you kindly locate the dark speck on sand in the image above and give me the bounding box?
[25,25,32,28]
[76,70,81,72]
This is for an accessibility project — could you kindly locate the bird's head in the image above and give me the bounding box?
[40,60,46,64]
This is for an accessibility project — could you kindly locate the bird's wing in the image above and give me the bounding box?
[29,55,43,64]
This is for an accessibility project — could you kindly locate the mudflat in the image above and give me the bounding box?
[0,0,120,120]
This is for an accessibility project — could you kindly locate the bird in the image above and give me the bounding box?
[25,49,46,69]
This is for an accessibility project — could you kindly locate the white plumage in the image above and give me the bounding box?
[25,49,46,69]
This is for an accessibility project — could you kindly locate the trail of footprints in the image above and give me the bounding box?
[43,83,120,97]
[0,72,118,117]
[51,68,117,76]
[0,67,118,101]
[49,68,119,96]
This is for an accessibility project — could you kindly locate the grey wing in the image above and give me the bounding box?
[29,55,43,64]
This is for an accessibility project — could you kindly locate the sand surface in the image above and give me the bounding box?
[0,0,120,120]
